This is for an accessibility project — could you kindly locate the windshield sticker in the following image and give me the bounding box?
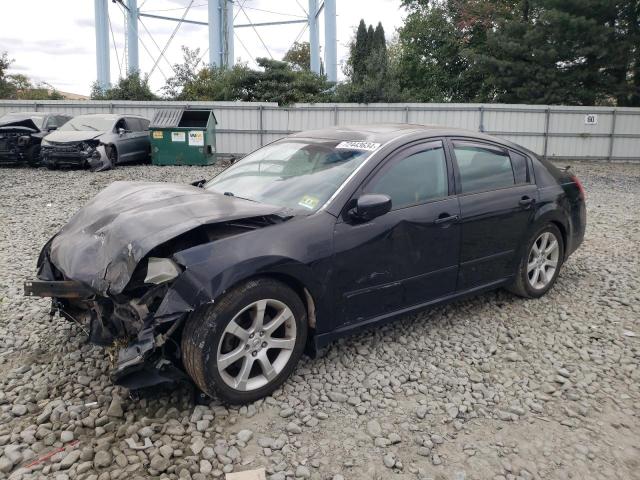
[335,141,381,151]
[298,195,320,210]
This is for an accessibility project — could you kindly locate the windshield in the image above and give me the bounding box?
[59,115,114,132]
[0,112,46,128]
[205,140,377,212]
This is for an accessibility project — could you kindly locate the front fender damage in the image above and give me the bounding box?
[33,201,290,391]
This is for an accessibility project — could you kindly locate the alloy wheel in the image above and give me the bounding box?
[527,231,560,290]
[216,299,297,391]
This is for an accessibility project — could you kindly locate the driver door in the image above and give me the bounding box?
[113,118,136,162]
[330,140,460,329]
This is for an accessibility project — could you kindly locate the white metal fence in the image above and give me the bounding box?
[1,100,639,161]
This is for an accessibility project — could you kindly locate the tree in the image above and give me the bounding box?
[0,51,63,100]
[91,71,157,100]
[283,42,311,71]
[396,4,482,102]
[163,46,203,99]
[475,0,630,105]
[350,20,370,83]
[0,52,17,98]
[339,19,402,102]
[163,49,331,105]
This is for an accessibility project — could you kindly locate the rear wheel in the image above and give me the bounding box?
[182,278,307,404]
[508,224,564,298]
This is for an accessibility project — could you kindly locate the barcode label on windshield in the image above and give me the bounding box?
[335,141,381,151]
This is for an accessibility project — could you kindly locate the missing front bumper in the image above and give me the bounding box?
[24,279,94,298]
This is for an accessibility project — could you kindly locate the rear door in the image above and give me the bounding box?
[124,117,149,161]
[331,139,460,327]
[450,139,537,289]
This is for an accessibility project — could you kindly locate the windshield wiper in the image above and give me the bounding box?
[80,124,99,131]
[223,191,257,202]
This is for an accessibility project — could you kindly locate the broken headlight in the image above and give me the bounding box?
[144,257,182,285]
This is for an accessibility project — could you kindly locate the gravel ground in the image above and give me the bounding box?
[0,161,639,480]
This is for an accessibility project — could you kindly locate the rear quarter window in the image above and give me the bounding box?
[510,151,530,184]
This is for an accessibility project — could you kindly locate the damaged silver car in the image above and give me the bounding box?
[41,113,150,171]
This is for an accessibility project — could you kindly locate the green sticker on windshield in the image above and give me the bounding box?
[298,195,320,210]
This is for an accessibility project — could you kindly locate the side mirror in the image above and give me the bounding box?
[349,194,392,222]
[118,128,126,136]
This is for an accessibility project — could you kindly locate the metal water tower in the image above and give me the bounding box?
[94,0,338,89]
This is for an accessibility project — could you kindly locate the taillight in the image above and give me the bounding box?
[571,175,585,199]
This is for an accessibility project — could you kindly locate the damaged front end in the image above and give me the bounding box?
[27,251,190,389]
[0,126,37,165]
[41,140,113,171]
[24,181,290,390]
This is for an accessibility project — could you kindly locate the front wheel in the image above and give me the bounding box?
[106,145,118,166]
[182,278,307,404]
[508,224,564,298]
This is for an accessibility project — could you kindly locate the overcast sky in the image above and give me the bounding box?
[0,0,406,96]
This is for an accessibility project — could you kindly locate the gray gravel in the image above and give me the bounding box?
[0,161,639,480]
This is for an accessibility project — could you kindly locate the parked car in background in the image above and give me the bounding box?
[40,113,151,171]
[0,111,72,166]
[25,124,586,404]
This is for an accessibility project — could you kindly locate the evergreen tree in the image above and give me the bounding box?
[476,0,623,105]
[372,23,388,72]
[351,20,370,83]
[366,25,375,56]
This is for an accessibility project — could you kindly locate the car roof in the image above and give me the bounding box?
[2,111,48,116]
[72,113,146,119]
[289,123,537,157]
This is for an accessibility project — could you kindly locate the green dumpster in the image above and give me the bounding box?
[149,108,217,166]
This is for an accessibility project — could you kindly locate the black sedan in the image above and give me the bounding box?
[25,124,586,404]
[0,111,72,166]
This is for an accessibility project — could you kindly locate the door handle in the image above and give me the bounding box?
[519,196,534,208]
[434,214,459,225]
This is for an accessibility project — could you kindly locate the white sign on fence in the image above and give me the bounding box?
[585,114,598,125]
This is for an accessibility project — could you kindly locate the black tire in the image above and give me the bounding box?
[26,145,41,167]
[508,223,564,298]
[182,277,308,404]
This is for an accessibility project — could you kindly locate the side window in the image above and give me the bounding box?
[44,116,58,129]
[126,117,140,131]
[366,142,448,210]
[453,142,514,194]
[115,118,128,132]
[139,118,150,131]
[510,151,530,184]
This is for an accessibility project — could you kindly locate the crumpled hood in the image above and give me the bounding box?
[0,119,40,132]
[44,181,287,295]
[44,130,104,143]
